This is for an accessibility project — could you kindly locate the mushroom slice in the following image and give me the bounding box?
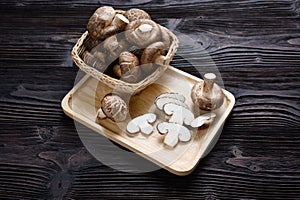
[157,93,186,102]
[163,103,194,126]
[126,113,157,135]
[155,97,189,110]
[157,122,191,148]
[190,112,216,128]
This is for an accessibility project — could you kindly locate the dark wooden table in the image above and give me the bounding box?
[1,1,300,199]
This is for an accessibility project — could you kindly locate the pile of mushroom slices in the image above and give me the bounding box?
[126,73,226,148]
[82,6,171,83]
[126,93,217,148]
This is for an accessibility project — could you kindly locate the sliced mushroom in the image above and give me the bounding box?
[157,122,191,148]
[157,93,186,102]
[126,113,157,135]
[125,19,162,48]
[125,8,151,22]
[96,94,128,122]
[87,6,116,39]
[190,112,216,128]
[163,103,194,126]
[191,73,225,111]
[155,97,189,110]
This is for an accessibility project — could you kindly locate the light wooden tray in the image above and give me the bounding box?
[61,66,235,176]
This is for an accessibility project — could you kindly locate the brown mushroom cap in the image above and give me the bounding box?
[100,94,128,122]
[100,14,129,40]
[120,66,142,83]
[160,27,171,49]
[141,41,166,64]
[125,19,162,48]
[87,6,115,39]
[110,51,141,83]
[113,64,122,78]
[125,8,151,22]
[140,41,166,74]
[119,51,139,74]
[191,73,224,111]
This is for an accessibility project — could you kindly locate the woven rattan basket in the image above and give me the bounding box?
[72,25,178,94]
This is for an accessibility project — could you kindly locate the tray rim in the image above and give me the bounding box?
[61,66,235,176]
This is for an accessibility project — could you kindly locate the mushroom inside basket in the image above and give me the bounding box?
[72,6,178,94]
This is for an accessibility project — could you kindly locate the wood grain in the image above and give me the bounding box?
[0,0,300,199]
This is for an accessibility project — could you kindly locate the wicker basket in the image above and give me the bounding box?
[72,25,178,94]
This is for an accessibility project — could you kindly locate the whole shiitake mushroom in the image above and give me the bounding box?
[191,73,225,111]
[125,19,162,48]
[96,94,128,122]
[87,6,116,40]
[113,51,142,83]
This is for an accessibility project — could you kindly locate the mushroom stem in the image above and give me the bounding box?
[98,14,129,40]
[191,73,224,111]
[138,24,153,33]
[202,73,216,99]
[112,13,129,27]
[96,108,106,119]
[154,55,166,65]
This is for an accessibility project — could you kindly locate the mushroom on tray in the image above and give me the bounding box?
[96,94,128,122]
[157,122,192,148]
[191,73,225,111]
[126,113,157,135]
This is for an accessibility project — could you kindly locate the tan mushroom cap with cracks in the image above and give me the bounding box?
[125,19,162,48]
[87,6,116,39]
[96,94,128,122]
[125,8,151,22]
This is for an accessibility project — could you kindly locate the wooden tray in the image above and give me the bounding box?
[61,66,235,176]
